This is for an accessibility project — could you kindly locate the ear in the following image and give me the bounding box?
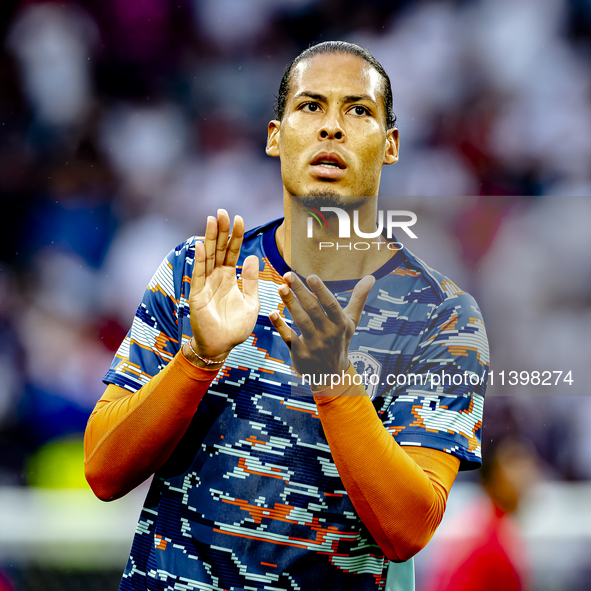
[266,120,281,157]
[383,128,399,165]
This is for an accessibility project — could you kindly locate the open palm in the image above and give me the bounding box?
[189,211,259,361]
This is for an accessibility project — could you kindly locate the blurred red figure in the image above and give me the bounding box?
[422,438,538,591]
[0,571,14,591]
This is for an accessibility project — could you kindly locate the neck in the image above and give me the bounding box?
[276,190,392,281]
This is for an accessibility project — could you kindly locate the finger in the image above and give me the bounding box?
[241,255,259,306]
[344,275,375,328]
[224,215,245,268]
[277,283,292,314]
[215,209,231,267]
[269,310,299,351]
[306,275,344,324]
[278,282,316,339]
[204,216,218,277]
[191,240,206,294]
[284,272,327,329]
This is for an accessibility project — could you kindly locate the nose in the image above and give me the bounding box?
[318,111,345,142]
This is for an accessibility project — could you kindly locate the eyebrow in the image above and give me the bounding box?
[293,91,326,102]
[293,91,377,105]
[342,94,376,104]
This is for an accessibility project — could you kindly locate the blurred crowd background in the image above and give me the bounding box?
[1,0,591,589]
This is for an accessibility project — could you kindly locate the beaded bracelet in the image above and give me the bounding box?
[187,339,227,366]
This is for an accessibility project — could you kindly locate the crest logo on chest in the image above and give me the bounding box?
[348,351,382,400]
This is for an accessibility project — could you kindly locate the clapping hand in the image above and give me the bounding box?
[269,272,374,388]
[186,210,260,366]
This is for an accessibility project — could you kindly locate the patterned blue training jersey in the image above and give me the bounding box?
[104,218,489,591]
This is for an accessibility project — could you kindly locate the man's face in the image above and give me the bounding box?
[266,53,398,204]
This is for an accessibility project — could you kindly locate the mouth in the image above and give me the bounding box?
[311,153,346,169]
[309,153,347,180]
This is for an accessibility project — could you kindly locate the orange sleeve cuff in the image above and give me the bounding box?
[314,363,459,562]
[84,349,219,501]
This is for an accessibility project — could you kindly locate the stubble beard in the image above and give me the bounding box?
[295,190,367,210]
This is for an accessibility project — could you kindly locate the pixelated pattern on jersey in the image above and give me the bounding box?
[105,219,488,590]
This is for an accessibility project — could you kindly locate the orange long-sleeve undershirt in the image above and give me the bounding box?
[314,363,460,563]
[85,355,459,563]
[84,350,219,501]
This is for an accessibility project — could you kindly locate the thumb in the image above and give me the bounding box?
[344,275,375,328]
[241,255,260,306]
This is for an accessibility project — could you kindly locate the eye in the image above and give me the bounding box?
[350,105,370,116]
[301,102,321,112]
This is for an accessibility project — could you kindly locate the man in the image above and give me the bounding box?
[85,41,488,590]
[423,436,535,591]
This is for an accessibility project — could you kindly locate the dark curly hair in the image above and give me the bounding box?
[274,41,397,130]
